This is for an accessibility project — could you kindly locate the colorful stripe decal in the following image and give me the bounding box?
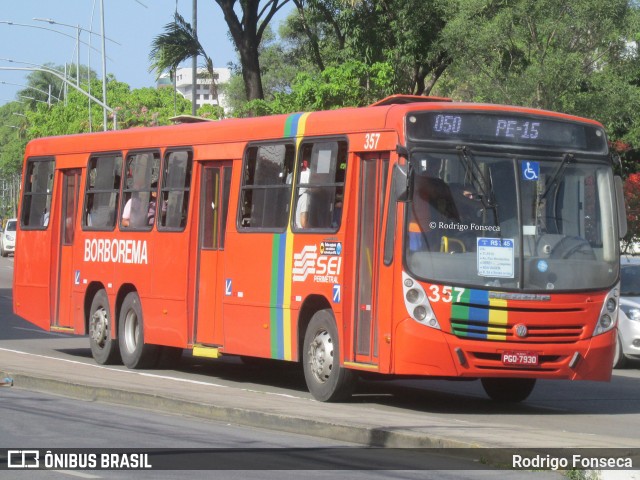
[270,112,311,359]
[270,234,286,357]
[451,290,509,340]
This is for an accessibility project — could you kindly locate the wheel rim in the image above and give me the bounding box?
[90,307,109,348]
[123,309,140,353]
[307,328,334,384]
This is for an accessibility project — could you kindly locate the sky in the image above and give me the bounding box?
[0,0,292,106]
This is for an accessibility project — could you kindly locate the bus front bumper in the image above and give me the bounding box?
[393,318,615,382]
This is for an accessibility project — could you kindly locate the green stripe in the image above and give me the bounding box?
[270,235,280,354]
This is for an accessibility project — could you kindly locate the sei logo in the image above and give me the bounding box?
[316,256,342,276]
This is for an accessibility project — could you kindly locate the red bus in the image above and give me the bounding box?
[13,96,628,402]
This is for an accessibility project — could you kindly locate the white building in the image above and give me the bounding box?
[158,66,231,113]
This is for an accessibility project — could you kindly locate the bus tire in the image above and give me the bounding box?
[302,309,356,402]
[88,289,120,365]
[118,292,159,369]
[481,377,536,403]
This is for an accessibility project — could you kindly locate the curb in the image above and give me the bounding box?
[0,370,496,458]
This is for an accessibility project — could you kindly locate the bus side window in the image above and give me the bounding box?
[83,154,122,230]
[293,140,347,231]
[238,143,294,230]
[120,150,160,230]
[21,157,55,230]
[159,149,193,230]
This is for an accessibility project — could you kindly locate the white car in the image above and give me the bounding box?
[0,218,16,257]
[614,257,640,368]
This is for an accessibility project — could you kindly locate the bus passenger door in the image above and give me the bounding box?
[54,169,81,330]
[354,154,389,364]
[194,162,232,345]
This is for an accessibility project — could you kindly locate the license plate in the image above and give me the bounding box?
[502,351,539,366]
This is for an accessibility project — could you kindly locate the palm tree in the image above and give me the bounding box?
[149,12,222,113]
[149,12,214,84]
[150,1,291,103]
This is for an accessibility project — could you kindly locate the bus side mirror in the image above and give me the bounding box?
[615,175,628,239]
[384,163,409,265]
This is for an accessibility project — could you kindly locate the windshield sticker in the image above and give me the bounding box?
[320,241,342,256]
[477,238,514,278]
[521,161,539,181]
[537,260,549,273]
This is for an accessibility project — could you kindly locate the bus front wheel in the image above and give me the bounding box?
[302,309,356,402]
[118,292,159,369]
[481,377,536,403]
[88,289,120,365]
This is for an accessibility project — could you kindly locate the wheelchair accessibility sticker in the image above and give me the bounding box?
[521,161,539,181]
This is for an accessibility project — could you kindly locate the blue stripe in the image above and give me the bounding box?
[285,112,303,138]
[275,233,286,358]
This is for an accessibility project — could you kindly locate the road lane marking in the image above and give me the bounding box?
[11,326,71,337]
[0,347,228,388]
[54,470,101,479]
[0,347,309,400]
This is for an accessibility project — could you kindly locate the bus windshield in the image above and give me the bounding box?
[404,149,619,291]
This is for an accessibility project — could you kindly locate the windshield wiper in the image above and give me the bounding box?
[538,153,575,205]
[456,145,496,209]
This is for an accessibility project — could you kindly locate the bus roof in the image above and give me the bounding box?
[24,97,605,158]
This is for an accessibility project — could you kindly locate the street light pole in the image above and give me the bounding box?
[0,80,61,104]
[0,66,117,130]
[100,0,108,130]
[33,17,119,133]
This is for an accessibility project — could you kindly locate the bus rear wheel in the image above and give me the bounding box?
[118,292,159,369]
[302,309,356,402]
[481,378,536,403]
[89,289,120,365]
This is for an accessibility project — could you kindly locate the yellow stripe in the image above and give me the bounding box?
[488,298,508,326]
[487,333,507,341]
[283,112,312,360]
[51,326,75,333]
[343,361,379,371]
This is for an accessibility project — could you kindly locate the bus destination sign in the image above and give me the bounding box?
[406,111,608,153]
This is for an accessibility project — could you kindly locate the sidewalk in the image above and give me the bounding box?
[1,344,637,455]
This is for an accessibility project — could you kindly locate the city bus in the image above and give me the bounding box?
[13,95,628,402]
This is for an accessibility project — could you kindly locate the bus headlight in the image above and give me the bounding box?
[402,272,440,329]
[594,284,619,336]
[413,306,427,321]
[406,288,423,304]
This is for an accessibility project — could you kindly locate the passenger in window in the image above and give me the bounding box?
[295,161,311,228]
[331,193,343,228]
[147,182,159,226]
[122,178,147,228]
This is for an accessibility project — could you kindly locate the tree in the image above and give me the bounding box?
[0,102,28,174]
[435,0,637,109]
[215,0,291,100]
[233,60,395,116]
[622,173,640,252]
[17,63,98,109]
[150,1,291,102]
[149,13,214,83]
[26,78,192,137]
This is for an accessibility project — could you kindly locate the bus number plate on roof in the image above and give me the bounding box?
[501,351,539,366]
